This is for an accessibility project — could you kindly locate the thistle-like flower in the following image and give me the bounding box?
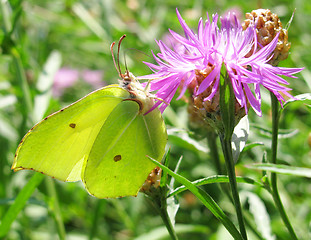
[140,9,303,117]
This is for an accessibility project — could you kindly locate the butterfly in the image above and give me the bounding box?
[11,36,167,199]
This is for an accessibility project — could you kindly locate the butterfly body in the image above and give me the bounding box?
[12,73,167,198]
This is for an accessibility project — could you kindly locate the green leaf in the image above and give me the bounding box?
[242,142,264,152]
[246,192,275,240]
[282,93,311,111]
[0,173,45,238]
[168,175,263,198]
[252,124,299,139]
[241,192,275,240]
[148,157,244,240]
[246,163,311,178]
[72,3,109,48]
[166,196,179,227]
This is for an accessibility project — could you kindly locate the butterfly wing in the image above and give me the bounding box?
[83,100,167,198]
[12,86,130,182]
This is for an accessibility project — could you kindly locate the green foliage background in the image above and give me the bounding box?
[0,0,310,239]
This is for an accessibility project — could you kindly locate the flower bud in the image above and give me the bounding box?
[243,9,291,66]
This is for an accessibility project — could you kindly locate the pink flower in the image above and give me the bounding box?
[81,70,104,89]
[139,9,303,116]
[53,68,79,97]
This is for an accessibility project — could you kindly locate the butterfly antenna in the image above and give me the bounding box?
[110,41,121,77]
[117,34,127,77]
[123,51,129,75]
[110,34,127,78]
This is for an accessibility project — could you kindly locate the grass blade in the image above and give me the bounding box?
[168,175,263,197]
[0,172,45,237]
[246,163,311,178]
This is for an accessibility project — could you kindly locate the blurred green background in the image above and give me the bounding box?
[0,0,310,239]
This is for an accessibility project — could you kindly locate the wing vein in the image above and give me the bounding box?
[96,110,139,167]
[142,116,157,155]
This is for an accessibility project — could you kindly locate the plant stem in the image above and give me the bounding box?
[45,177,66,240]
[149,189,178,240]
[158,201,179,240]
[89,199,105,240]
[270,93,298,240]
[207,131,223,174]
[207,133,264,239]
[220,134,247,240]
[11,47,33,123]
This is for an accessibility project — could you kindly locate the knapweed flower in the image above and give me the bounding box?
[139,9,303,117]
[53,68,105,97]
[81,70,105,88]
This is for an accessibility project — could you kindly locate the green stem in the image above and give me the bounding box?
[149,189,178,240]
[207,134,263,239]
[0,0,12,34]
[11,47,33,121]
[220,134,247,240]
[110,199,135,232]
[158,202,179,240]
[45,178,66,240]
[207,131,223,174]
[89,200,105,240]
[270,93,298,240]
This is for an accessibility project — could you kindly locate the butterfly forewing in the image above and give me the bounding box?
[12,86,130,182]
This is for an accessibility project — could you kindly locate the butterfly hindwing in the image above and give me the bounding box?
[83,99,167,198]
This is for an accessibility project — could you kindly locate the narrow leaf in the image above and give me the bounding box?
[168,175,263,198]
[166,196,179,227]
[72,3,109,45]
[242,142,264,152]
[148,157,244,240]
[246,163,311,178]
[252,125,299,139]
[282,93,311,110]
[241,192,275,240]
[0,173,45,237]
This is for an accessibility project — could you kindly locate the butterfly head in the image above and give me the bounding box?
[111,35,156,114]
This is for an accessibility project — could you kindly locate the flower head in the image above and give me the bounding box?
[140,9,303,116]
[53,68,105,97]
